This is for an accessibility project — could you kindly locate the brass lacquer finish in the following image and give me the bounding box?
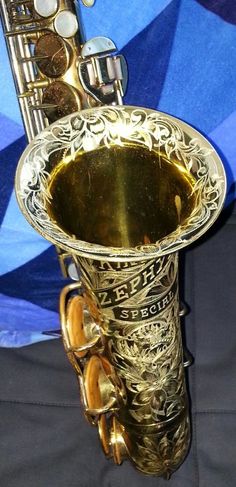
[15,106,226,477]
[0,0,91,141]
[1,0,127,276]
[47,145,196,248]
[75,252,190,477]
[0,0,127,141]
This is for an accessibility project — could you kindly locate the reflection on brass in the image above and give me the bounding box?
[66,295,87,358]
[98,415,131,464]
[42,80,80,122]
[83,354,126,417]
[35,31,70,78]
[15,105,226,478]
[48,145,196,248]
[84,355,111,411]
[110,416,131,466]
[0,0,95,141]
[60,282,103,358]
[98,414,111,456]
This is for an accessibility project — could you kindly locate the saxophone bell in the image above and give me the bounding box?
[15,105,226,477]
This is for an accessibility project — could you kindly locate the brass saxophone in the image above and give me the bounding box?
[1,1,226,480]
[0,0,127,274]
[0,0,126,140]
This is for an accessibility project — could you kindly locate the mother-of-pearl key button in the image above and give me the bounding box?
[82,0,95,6]
[34,0,58,18]
[54,11,78,38]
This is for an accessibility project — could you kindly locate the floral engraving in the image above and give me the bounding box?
[16,105,226,260]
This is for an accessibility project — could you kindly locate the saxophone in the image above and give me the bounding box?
[0,0,127,275]
[1,1,227,479]
[0,0,126,140]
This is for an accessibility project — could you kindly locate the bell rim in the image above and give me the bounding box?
[15,105,227,263]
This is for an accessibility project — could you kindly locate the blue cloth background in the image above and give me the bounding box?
[0,0,236,347]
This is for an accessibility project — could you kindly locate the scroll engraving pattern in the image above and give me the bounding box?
[78,253,186,424]
[16,106,226,259]
[78,252,190,474]
[135,416,190,475]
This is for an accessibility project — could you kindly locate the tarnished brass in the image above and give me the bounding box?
[35,31,70,78]
[15,105,226,477]
[42,80,81,122]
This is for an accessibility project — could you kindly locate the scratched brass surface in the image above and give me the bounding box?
[48,144,196,248]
